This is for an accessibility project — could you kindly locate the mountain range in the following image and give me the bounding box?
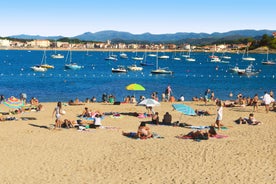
[6,29,276,43]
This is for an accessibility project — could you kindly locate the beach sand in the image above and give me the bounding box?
[0,101,275,184]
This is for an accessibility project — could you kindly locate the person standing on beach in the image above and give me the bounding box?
[52,101,63,129]
[215,100,223,130]
[204,89,211,105]
[252,94,259,112]
[165,85,172,101]
[262,91,275,113]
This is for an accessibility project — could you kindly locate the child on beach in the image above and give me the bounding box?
[52,101,64,129]
[215,100,223,130]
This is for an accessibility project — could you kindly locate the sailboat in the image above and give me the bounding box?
[105,51,118,61]
[262,50,275,65]
[65,49,82,70]
[151,50,173,74]
[40,50,54,69]
[185,50,196,62]
[119,52,128,59]
[140,50,154,66]
[132,49,144,61]
[51,41,64,59]
[30,50,49,72]
[158,52,170,59]
[242,47,255,61]
[172,49,181,61]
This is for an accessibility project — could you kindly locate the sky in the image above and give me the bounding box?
[1,0,275,37]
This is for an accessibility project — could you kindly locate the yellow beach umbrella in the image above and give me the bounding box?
[126,83,145,91]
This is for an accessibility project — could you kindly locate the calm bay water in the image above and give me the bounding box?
[0,50,275,102]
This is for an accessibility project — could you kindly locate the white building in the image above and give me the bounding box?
[0,39,10,47]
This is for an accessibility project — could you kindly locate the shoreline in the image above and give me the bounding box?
[1,47,276,54]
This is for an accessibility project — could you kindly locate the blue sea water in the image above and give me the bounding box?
[0,50,275,102]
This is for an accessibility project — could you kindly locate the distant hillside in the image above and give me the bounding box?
[7,29,276,44]
[7,34,63,40]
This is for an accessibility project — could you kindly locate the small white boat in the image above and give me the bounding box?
[65,63,82,70]
[151,68,173,74]
[210,57,221,62]
[105,56,118,61]
[261,50,275,65]
[120,53,128,59]
[173,57,181,61]
[238,64,260,76]
[51,53,64,59]
[127,64,143,71]
[151,50,173,74]
[262,61,276,65]
[158,55,170,59]
[242,47,255,61]
[186,57,196,62]
[229,66,245,73]
[242,57,256,61]
[132,56,144,61]
[148,53,157,57]
[65,50,82,70]
[31,65,47,72]
[222,56,231,59]
[112,66,127,73]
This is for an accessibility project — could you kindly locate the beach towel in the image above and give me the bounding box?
[185,125,210,130]
[185,125,229,130]
[123,132,164,140]
[215,126,228,130]
[100,126,121,130]
[175,135,207,142]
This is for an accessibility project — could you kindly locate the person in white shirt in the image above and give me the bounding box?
[262,91,275,113]
[215,100,223,130]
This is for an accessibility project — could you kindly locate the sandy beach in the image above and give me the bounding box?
[0,100,275,184]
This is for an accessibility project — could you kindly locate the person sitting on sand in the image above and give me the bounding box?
[124,96,131,103]
[237,113,262,125]
[122,122,152,139]
[152,112,159,125]
[89,114,102,128]
[30,97,39,106]
[162,112,172,125]
[81,107,91,117]
[61,119,76,128]
[130,96,137,104]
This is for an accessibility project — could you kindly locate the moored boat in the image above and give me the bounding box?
[30,65,47,72]
[127,64,143,71]
[112,65,127,73]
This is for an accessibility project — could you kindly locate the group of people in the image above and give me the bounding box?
[151,111,172,125]
[52,102,103,129]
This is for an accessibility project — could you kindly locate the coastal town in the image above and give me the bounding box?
[1,31,276,53]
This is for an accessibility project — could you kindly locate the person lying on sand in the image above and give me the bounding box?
[185,126,217,140]
[195,109,212,116]
[236,113,262,125]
